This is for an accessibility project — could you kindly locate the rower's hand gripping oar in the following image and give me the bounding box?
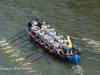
[6,29,26,41]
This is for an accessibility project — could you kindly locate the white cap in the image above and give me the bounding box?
[67,36,70,40]
[43,22,46,24]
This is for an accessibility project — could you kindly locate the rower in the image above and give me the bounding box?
[27,19,34,31]
[41,22,47,31]
[58,36,64,44]
[34,28,41,39]
[55,32,60,42]
[53,40,64,54]
[49,28,56,39]
[48,37,54,50]
[43,33,50,46]
[45,25,51,34]
[31,24,37,36]
[39,29,45,44]
[63,40,68,55]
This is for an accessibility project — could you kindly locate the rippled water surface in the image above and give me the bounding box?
[0,0,100,75]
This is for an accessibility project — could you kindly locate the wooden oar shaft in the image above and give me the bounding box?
[24,48,33,53]
[25,50,40,59]
[9,34,27,44]
[14,39,29,47]
[31,52,50,63]
[7,29,26,41]
[18,43,30,49]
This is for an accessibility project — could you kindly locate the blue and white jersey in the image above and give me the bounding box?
[45,29,51,34]
[53,43,59,48]
[63,44,68,50]
[55,36,60,40]
[49,40,54,44]
[31,26,37,30]
[39,32,44,37]
[59,40,64,44]
[49,32,55,36]
[63,43,68,47]
[34,22,37,26]
[42,25,47,30]
[44,35,49,39]
[35,30,40,34]
[46,29,51,33]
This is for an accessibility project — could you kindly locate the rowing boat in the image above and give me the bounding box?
[27,20,81,66]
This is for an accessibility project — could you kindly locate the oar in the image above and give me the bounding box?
[23,44,39,53]
[6,29,26,41]
[24,48,33,53]
[18,43,30,49]
[13,38,29,47]
[31,51,50,63]
[8,34,27,44]
[25,50,41,59]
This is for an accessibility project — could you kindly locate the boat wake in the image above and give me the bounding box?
[0,39,6,44]
[72,65,83,75]
[81,37,100,51]
[81,37,91,41]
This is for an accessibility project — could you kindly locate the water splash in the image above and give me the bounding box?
[3,46,12,50]
[72,65,83,75]
[10,54,19,58]
[22,63,31,66]
[87,40,98,45]
[1,43,8,46]
[70,36,79,39]
[5,49,14,53]
[15,58,25,61]
[81,37,91,41]
[0,39,6,44]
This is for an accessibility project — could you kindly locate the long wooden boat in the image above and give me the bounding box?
[27,20,81,66]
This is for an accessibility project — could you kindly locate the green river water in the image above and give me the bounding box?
[0,0,100,75]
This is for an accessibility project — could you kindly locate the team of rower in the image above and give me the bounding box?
[27,19,73,55]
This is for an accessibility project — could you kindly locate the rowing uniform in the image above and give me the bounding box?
[35,30,40,37]
[55,36,60,42]
[53,43,60,50]
[42,25,47,30]
[63,44,68,50]
[34,22,37,26]
[49,32,55,38]
[31,26,37,31]
[59,39,64,44]
[49,39,54,47]
[39,32,44,38]
[46,29,51,34]
[44,35,49,44]
[35,30,40,34]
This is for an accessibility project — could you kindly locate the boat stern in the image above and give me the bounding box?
[71,54,80,65]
